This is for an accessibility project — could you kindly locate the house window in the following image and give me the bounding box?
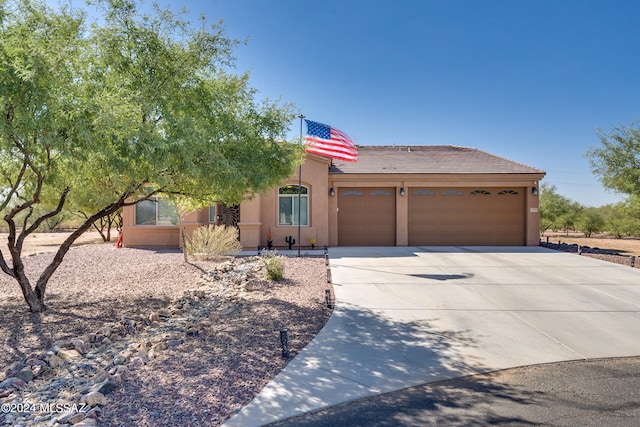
[209,205,217,223]
[135,197,178,226]
[278,185,309,226]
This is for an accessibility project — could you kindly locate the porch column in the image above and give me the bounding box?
[238,195,262,249]
[526,182,541,246]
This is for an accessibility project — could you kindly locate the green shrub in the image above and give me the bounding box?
[185,225,242,260]
[262,250,284,281]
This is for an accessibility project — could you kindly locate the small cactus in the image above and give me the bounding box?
[285,235,296,250]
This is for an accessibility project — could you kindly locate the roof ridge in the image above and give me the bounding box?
[328,145,545,175]
[470,146,544,174]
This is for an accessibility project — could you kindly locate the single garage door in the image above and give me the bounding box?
[408,187,525,246]
[338,188,396,246]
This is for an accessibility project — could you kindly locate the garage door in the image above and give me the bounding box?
[408,188,525,245]
[338,188,396,246]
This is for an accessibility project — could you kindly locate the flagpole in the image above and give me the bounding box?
[297,114,305,257]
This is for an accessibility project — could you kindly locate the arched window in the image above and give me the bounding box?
[278,185,309,226]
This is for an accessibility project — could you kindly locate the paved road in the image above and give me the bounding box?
[224,246,640,427]
[266,356,640,426]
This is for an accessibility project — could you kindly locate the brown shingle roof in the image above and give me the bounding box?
[329,145,545,174]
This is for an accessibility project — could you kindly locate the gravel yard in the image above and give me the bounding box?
[2,236,638,425]
[0,244,331,426]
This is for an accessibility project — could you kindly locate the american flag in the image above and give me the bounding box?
[304,120,358,162]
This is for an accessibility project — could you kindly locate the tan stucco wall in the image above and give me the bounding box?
[122,205,207,247]
[239,154,331,249]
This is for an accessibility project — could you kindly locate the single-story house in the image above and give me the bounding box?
[121,145,546,248]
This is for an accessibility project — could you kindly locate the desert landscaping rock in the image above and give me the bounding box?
[58,349,82,361]
[0,245,330,425]
[47,355,65,369]
[15,369,33,383]
[127,356,145,371]
[542,239,640,267]
[82,391,107,407]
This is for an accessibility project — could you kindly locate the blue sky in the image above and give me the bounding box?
[67,0,640,207]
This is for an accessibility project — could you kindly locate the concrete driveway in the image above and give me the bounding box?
[224,246,640,427]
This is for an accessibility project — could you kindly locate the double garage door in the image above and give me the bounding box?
[338,187,525,246]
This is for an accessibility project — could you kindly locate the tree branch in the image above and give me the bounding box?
[0,250,15,278]
[0,157,28,212]
[22,187,71,237]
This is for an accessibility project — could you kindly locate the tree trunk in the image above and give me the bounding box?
[106,215,113,241]
[14,260,47,313]
[92,217,108,242]
[91,212,119,242]
[22,284,46,313]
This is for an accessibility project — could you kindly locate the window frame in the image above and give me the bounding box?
[278,185,309,227]
[134,197,179,226]
[209,205,217,223]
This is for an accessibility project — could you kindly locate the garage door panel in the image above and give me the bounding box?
[467,192,495,245]
[338,190,367,246]
[495,189,525,245]
[409,187,525,246]
[339,188,395,246]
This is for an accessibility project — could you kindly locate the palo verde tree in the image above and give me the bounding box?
[598,201,640,238]
[576,207,605,238]
[0,0,302,312]
[539,183,583,234]
[587,122,640,197]
[587,122,640,239]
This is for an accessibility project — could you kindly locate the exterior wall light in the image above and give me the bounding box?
[399,187,405,196]
[280,329,290,358]
[325,289,334,309]
[532,186,538,195]
[329,187,335,197]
